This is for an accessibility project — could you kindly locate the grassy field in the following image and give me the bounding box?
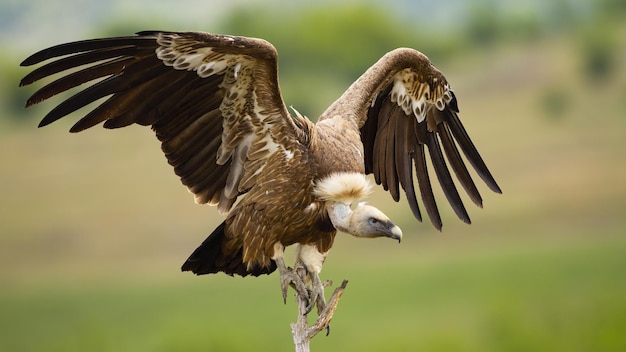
[1,27,625,351]
[1,239,624,352]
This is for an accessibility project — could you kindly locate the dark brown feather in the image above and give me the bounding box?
[20,36,156,66]
[394,109,411,193]
[414,141,442,230]
[69,70,189,132]
[425,131,470,224]
[445,97,502,194]
[181,221,276,277]
[28,57,132,109]
[372,107,388,187]
[384,108,400,202]
[20,46,138,86]
[437,117,483,208]
[37,57,168,127]
[362,107,378,174]
[396,109,423,222]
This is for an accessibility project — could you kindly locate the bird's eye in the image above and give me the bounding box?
[369,218,379,224]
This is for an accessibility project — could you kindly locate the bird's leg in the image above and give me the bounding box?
[305,269,328,315]
[272,243,308,304]
[295,244,329,315]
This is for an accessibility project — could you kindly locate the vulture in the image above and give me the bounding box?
[20,31,501,311]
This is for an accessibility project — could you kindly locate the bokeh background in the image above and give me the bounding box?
[1,0,625,351]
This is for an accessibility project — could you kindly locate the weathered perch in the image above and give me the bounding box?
[290,265,348,352]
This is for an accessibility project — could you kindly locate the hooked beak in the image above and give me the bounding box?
[384,221,403,243]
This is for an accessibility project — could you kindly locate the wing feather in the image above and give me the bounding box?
[20,37,152,66]
[394,105,411,195]
[435,110,483,207]
[414,142,442,229]
[425,130,470,224]
[27,57,132,110]
[395,104,423,222]
[445,101,502,194]
[20,31,305,213]
[20,45,139,86]
[69,70,184,132]
[372,106,387,187]
[384,107,400,202]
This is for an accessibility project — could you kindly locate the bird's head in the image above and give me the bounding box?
[326,201,402,242]
[349,203,403,242]
[314,172,402,242]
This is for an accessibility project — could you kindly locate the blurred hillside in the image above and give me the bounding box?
[1,1,626,352]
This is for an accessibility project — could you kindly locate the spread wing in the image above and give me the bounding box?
[322,48,501,230]
[20,31,307,213]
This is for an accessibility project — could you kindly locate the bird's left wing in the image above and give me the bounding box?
[321,48,501,230]
[20,31,306,213]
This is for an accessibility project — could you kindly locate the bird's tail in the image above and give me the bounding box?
[181,221,276,277]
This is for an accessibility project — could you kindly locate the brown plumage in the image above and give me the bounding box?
[20,31,501,282]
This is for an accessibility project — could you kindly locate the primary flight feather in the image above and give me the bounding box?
[20,31,501,309]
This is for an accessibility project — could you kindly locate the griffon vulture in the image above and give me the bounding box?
[20,31,501,311]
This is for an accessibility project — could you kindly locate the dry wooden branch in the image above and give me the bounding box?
[290,265,349,352]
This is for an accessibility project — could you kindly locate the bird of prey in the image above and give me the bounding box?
[20,31,501,312]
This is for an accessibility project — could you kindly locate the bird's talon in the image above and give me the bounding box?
[279,265,309,304]
[304,297,316,315]
[306,273,327,315]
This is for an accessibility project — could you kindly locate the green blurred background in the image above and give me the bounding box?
[1,0,625,351]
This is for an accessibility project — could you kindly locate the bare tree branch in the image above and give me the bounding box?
[290,265,349,352]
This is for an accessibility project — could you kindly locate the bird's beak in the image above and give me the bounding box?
[384,221,403,243]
